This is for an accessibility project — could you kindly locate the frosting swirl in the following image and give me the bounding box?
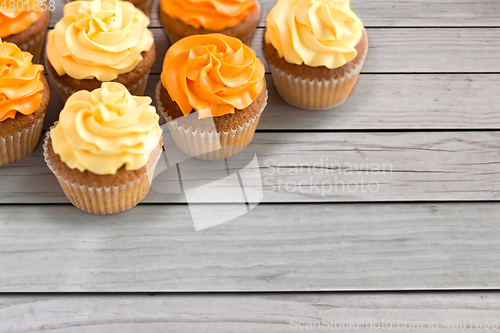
[0,41,44,121]
[265,0,364,69]
[50,82,162,175]
[46,0,154,81]
[160,0,258,31]
[0,0,44,38]
[161,34,265,119]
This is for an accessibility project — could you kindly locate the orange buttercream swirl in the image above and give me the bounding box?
[0,1,44,37]
[161,34,265,119]
[0,40,43,121]
[160,0,257,31]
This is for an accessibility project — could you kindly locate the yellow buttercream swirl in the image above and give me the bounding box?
[160,0,258,31]
[0,40,44,122]
[0,0,44,38]
[51,82,162,175]
[46,0,154,81]
[265,0,364,69]
[161,34,265,119]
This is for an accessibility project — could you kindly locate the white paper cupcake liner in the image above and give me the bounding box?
[43,125,162,215]
[269,32,369,110]
[4,11,50,64]
[0,114,45,166]
[156,81,267,160]
[16,27,47,64]
[50,69,151,101]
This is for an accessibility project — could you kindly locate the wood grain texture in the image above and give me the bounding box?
[1,131,499,204]
[0,203,500,292]
[49,0,500,28]
[2,292,500,332]
[139,28,500,74]
[43,74,500,131]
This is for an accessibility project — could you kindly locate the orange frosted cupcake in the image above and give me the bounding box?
[1,0,50,63]
[0,41,50,166]
[43,82,162,215]
[159,0,260,45]
[264,0,368,109]
[46,0,155,101]
[156,34,267,160]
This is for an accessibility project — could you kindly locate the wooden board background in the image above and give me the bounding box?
[1,0,500,330]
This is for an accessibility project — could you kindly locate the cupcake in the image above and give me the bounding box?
[0,0,50,63]
[264,0,368,109]
[43,82,163,215]
[159,0,260,45]
[46,0,155,101]
[66,0,154,17]
[156,34,267,160]
[0,40,50,166]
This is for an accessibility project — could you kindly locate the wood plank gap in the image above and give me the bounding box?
[2,200,500,207]
[2,290,500,296]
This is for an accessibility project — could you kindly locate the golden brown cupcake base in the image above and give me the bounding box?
[157,79,267,133]
[3,10,50,64]
[264,29,369,109]
[263,29,368,80]
[134,0,154,17]
[65,0,153,16]
[159,3,260,45]
[156,81,267,160]
[45,137,161,187]
[0,74,51,166]
[46,43,156,101]
[44,134,163,215]
[0,74,50,137]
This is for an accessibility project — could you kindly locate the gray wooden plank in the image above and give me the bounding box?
[0,203,499,292]
[1,131,499,204]
[50,0,500,28]
[2,292,500,332]
[43,73,500,131]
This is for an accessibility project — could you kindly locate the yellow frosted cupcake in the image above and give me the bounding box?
[156,34,267,160]
[159,0,260,45]
[46,0,155,101]
[0,40,50,166]
[1,0,50,63]
[264,0,368,109]
[43,82,162,215]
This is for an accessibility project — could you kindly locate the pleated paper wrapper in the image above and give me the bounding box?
[43,126,162,215]
[269,35,369,110]
[0,115,44,166]
[15,26,48,64]
[156,81,267,160]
